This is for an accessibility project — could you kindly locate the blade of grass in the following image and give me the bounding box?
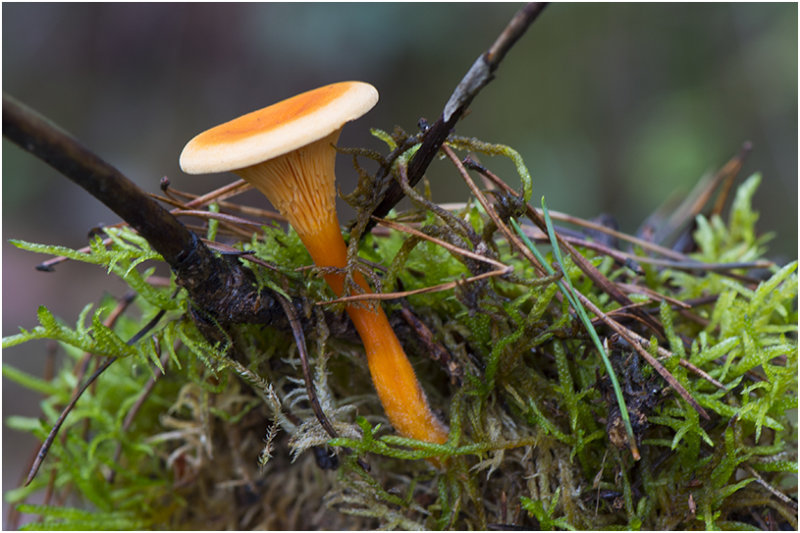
[517,197,711,418]
[509,204,640,460]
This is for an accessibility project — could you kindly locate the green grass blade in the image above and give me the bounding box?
[510,203,638,458]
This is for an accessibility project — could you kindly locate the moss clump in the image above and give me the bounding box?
[4,133,796,530]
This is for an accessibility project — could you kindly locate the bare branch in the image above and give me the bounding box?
[2,93,285,330]
[365,2,548,231]
[3,93,199,270]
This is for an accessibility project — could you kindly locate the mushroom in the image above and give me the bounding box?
[180,81,448,446]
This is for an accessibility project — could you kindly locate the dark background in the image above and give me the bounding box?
[3,3,797,525]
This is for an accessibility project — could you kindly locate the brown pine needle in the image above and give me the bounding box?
[615,282,692,309]
[318,216,512,305]
[443,145,547,275]
[182,178,251,208]
[575,290,710,419]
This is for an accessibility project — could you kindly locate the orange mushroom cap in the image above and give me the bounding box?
[180,81,378,174]
[179,81,377,251]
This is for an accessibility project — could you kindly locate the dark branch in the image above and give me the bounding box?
[3,94,198,268]
[364,2,548,232]
[2,93,284,329]
[276,295,339,440]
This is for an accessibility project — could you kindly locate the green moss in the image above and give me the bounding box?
[3,139,796,529]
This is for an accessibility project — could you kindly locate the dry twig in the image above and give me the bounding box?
[365,2,548,231]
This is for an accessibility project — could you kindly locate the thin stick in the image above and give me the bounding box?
[25,358,117,486]
[378,217,511,272]
[587,309,726,390]
[513,221,772,273]
[366,3,548,230]
[615,283,691,310]
[25,298,170,486]
[171,209,265,236]
[675,359,727,391]
[183,178,252,208]
[276,295,338,440]
[475,164,694,262]
[617,325,728,391]
[152,186,286,221]
[323,269,508,305]
[743,464,798,510]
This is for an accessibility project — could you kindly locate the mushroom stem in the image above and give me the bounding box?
[235,133,448,446]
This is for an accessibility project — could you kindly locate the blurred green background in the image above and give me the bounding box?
[2,3,796,525]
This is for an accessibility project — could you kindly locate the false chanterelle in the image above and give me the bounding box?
[180,81,448,447]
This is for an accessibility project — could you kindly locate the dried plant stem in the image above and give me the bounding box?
[152,184,286,221]
[475,165,695,262]
[378,217,510,273]
[515,222,772,274]
[614,283,691,309]
[618,325,728,391]
[743,464,798,511]
[171,209,264,238]
[26,358,118,486]
[182,178,252,209]
[25,294,171,486]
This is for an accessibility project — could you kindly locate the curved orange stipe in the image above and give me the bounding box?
[299,214,449,445]
[235,159,448,448]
